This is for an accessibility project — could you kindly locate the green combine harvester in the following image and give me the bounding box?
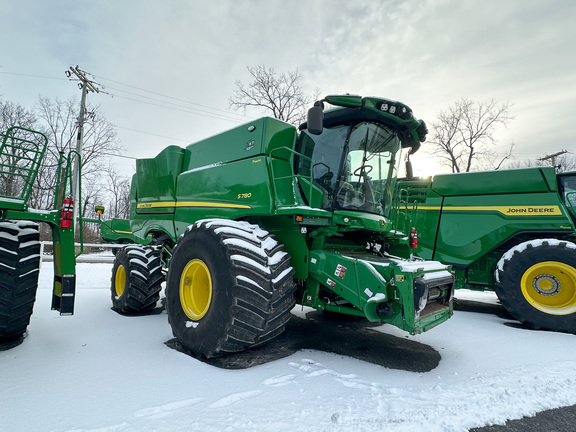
[1,95,455,357]
[108,95,454,357]
[396,167,576,333]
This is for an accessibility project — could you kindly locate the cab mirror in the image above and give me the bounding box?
[307,101,324,135]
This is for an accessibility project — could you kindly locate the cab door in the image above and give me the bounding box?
[558,173,576,224]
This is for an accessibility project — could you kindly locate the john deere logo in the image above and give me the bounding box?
[245,140,255,151]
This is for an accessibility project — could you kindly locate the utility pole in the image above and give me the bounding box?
[65,66,101,233]
[538,149,568,171]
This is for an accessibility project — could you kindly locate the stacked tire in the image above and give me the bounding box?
[0,221,41,348]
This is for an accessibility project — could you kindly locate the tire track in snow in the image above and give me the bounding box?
[133,398,204,419]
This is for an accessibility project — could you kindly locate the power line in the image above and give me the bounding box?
[109,93,245,123]
[1,68,252,123]
[104,85,248,121]
[93,73,249,120]
[101,152,138,160]
[112,124,190,142]
[0,71,68,81]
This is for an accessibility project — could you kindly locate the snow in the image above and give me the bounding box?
[231,254,271,275]
[0,231,18,242]
[130,269,147,280]
[276,205,330,213]
[389,257,450,273]
[2,263,576,431]
[367,293,386,303]
[363,261,388,285]
[181,162,224,175]
[236,275,263,290]
[0,261,15,271]
[422,269,454,281]
[223,237,287,265]
[271,267,292,285]
[0,246,17,255]
[496,238,576,273]
[0,196,24,203]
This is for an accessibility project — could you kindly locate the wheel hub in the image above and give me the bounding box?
[180,259,212,320]
[532,274,561,296]
[521,261,576,315]
[115,264,126,297]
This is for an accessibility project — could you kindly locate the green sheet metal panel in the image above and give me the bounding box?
[432,192,570,265]
[173,156,275,237]
[431,167,556,196]
[182,117,297,172]
[134,145,186,214]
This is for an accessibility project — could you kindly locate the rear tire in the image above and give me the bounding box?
[166,219,296,358]
[111,245,163,314]
[495,239,576,333]
[0,221,41,346]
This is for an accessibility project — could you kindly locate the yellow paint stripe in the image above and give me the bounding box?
[137,201,251,210]
[114,230,133,234]
[416,205,563,216]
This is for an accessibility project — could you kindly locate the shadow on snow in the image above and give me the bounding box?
[166,310,442,372]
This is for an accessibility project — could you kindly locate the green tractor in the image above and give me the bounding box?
[0,126,82,347]
[395,166,576,333]
[109,95,454,358]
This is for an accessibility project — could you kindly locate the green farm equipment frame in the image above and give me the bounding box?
[0,126,83,347]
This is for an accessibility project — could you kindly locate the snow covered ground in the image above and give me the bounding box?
[2,261,576,432]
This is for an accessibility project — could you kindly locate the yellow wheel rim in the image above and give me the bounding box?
[115,264,126,297]
[180,259,213,320]
[521,261,576,315]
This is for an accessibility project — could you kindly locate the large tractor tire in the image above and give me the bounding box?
[166,219,296,358]
[494,239,576,333]
[111,244,163,314]
[0,220,41,347]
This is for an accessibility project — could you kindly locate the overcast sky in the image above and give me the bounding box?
[1,0,575,175]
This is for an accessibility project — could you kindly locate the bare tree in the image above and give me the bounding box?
[104,165,131,219]
[429,98,515,173]
[556,153,576,172]
[229,65,318,125]
[33,96,123,209]
[506,152,576,173]
[80,172,104,218]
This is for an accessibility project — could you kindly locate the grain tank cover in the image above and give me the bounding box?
[133,145,186,213]
[431,167,558,196]
[182,117,297,172]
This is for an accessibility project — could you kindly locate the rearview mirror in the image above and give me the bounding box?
[307,101,324,135]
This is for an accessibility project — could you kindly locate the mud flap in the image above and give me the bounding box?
[51,274,76,315]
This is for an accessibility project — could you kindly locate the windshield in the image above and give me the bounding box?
[298,122,402,216]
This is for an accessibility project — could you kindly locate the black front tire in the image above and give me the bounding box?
[0,221,41,345]
[166,219,296,358]
[494,239,576,333]
[111,245,163,314]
